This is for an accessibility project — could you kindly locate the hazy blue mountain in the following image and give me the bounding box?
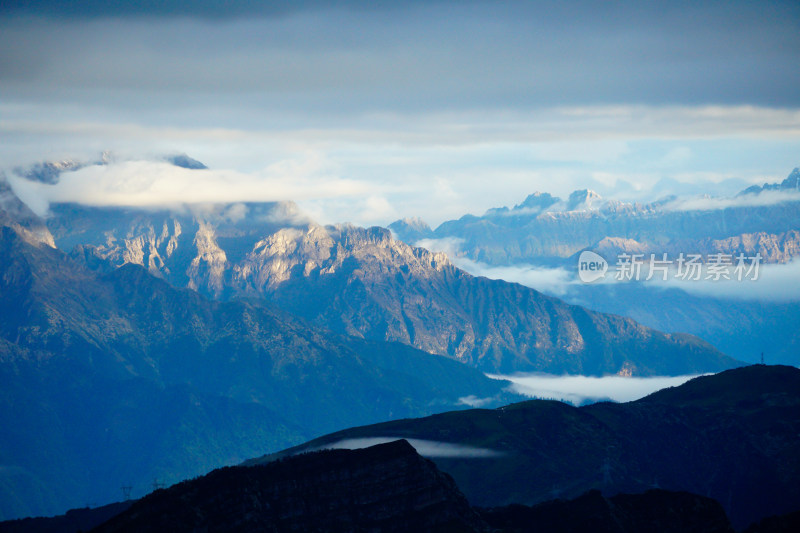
[394,168,800,265]
[387,168,800,367]
[562,281,800,366]
[388,216,435,242]
[259,365,800,530]
[42,202,739,375]
[0,224,516,520]
[11,160,85,185]
[738,167,800,195]
[163,153,208,170]
[10,153,208,185]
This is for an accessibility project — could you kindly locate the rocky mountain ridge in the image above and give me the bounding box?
[40,202,739,375]
[0,223,516,520]
[391,168,800,265]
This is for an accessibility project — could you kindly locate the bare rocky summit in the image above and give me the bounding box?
[44,202,739,375]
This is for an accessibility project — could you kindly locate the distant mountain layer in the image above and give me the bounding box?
[388,168,800,367]
[9,152,207,184]
[0,225,515,520]
[563,282,800,366]
[739,167,800,195]
[42,202,739,375]
[262,365,800,530]
[391,168,800,265]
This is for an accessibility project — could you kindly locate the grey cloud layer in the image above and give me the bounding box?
[2,0,798,229]
[2,1,799,114]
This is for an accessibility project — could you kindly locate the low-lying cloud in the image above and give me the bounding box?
[315,437,504,458]
[456,258,577,297]
[656,258,800,302]
[457,395,498,408]
[488,373,704,405]
[416,237,578,296]
[665,190,800,211]
[416,237,800,303]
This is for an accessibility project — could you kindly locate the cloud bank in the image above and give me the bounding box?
[4,157,407,226]
[2,1,799,228]
[656,258,800,302]
[489,373,704,405]
[665,190,800,212]
[416,233,800,303]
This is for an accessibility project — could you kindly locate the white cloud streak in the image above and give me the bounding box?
[316,437,504,458]
[657,258,800,302]
[416,237,579,296]
[488,373,705,405]
[665,190,800,211]
[415,235,800,303]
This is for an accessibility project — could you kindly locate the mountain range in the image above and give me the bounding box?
[39,200,737,375]
[0,157,773,523]
[0,222,519,520]
[390,168,800,265]
[389,168,800,367]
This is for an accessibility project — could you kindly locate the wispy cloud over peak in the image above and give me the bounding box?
[316,437,505,459]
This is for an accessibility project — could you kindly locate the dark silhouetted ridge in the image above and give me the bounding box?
[92,440,486,533]
[479,489,734,533]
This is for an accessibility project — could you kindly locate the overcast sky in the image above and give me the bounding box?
[1,0,799,226]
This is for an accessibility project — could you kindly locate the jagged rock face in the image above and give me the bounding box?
[11,159,85,184]
[0,225,515,520]
[93,440,487,533]
[582,231,800,265]
[0,177,55,248]
[741,167,800,195]
[42,203,737,375]
[566,189,603,211]
[704,230,800,263]
[409,170,800,265]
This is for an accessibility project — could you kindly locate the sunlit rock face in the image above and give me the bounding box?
[0,221,515,520]
[0,176,55,248]
[40,201,738,376]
